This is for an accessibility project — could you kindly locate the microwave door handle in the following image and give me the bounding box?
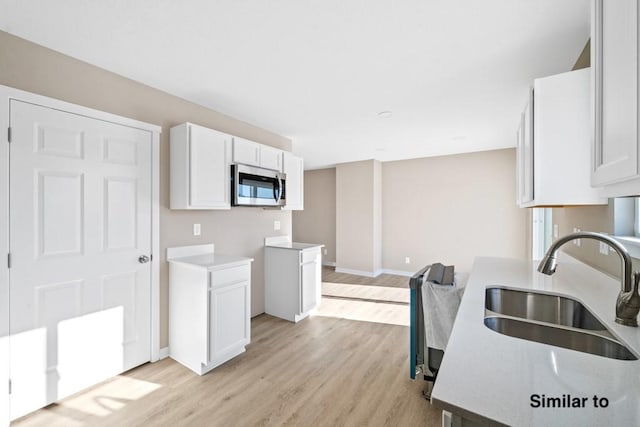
[275,176,283,204]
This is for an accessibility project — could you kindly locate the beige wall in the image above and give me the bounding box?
[335,160,382,274]
[551,204,625,277]
[382,149,528,273]
[0,31,293,348]
[292,168,336,263]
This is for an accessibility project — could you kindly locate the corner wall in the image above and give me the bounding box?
[292,168,336,264]
[335,160,382,275]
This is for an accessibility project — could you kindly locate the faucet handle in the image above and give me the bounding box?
[615,272,640,327]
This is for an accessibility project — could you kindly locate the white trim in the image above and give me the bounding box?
[150,130,161,363]
[159,347,170,360]
[322,261,336,267]
[0,85,11,427]
[381,268,414,277]
[0,85,161,133]
[0,85,162,369]
[334,267,383,278]
[333,266,416,278]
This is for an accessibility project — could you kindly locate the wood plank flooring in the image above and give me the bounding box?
[13,269,440,426]
[321,266,410,288]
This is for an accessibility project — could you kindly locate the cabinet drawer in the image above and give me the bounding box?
[210,264,251,288]
[301,249,320,264]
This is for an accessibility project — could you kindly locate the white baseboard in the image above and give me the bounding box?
[381,268,415,277]
[159,347,170,360]
[333,267,415,278]
[334,267,384,278]
[322,261,336,267]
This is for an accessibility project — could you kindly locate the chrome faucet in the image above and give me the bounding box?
[537,231,640,327]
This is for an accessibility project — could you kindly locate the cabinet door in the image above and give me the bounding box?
[189,125,232,208]
[300,257,317,314]
[260,145,283,171]
[521,97,534,203]
[209,280,250,363]
[592,0,639,186]
[233,137,260,166]
[283,152,304,210]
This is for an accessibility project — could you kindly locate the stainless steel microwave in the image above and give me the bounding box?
[231,164,286,207]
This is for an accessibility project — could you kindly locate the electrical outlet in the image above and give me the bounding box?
[193,223,201,236]
[323,248,327,256]
[405,257,410,264]
[553,224,559,238]
[274,220,281,231]
[573,228,581,247]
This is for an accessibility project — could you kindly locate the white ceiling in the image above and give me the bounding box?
[0,0,590,169]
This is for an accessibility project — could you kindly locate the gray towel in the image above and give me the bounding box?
[426,262,455,286]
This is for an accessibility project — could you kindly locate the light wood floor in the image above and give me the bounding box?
[321,266,410,288]
[14,270,440,426]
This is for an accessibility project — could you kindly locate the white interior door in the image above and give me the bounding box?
[9,100,152,419]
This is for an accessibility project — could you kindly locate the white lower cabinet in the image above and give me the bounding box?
[168,245,252,375]
[265,243,323,323]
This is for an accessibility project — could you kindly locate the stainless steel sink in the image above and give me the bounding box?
[485,287,606,331]
[484,287,638,361]
[484,316,637,361]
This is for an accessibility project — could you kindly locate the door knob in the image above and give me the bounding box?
[138,255,150,264]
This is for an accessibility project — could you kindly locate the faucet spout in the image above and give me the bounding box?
[537,231,638,326]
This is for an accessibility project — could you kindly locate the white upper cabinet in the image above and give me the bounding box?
[591,0,640,196]
[232,136,261,167]
[259,145,284,171]
[232,136,284,172]
[170,123,232,210]
[283,152,304,210]
[516,68,606,207]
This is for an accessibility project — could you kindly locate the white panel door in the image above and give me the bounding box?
[9,100,152,419]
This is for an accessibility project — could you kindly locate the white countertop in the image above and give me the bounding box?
[265,242,324,251]
[167,253,253,271]
[431,255,640,426]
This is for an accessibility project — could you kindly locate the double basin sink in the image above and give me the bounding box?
[484,287,637,360]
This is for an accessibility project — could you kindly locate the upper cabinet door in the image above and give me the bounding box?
[592,0,639,186]
[232,137,260,166]
[170,123,232,209]
[189,125,232,208]
[259,145,284,172]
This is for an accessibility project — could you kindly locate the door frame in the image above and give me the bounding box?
[0,85,161,424]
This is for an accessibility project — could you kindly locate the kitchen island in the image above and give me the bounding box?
[431,255,640,426]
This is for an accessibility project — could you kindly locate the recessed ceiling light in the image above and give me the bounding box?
[452,135,467,141]
[377,111,393,119]
[375,147,386,152]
